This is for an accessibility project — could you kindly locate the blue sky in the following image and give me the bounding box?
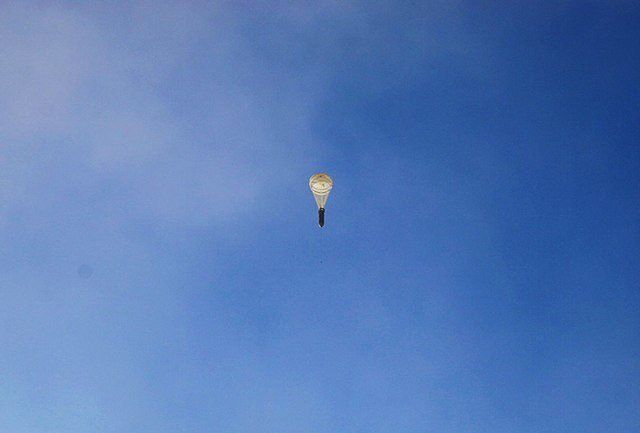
[1,2,639,432]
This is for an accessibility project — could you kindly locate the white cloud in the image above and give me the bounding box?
[0,2,327,233]
[0,1,489,236]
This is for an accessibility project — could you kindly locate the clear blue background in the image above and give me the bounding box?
[1,2,639,432]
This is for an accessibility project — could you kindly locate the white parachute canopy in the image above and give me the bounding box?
[309,173,333,227]
[309,173,333,209]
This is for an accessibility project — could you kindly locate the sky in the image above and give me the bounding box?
[1,2,639,432]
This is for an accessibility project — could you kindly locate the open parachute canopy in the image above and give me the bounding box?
[309,173,333,227]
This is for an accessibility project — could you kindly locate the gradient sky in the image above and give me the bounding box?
[1,2,639,432]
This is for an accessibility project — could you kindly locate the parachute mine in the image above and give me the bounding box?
[309,173,333,227]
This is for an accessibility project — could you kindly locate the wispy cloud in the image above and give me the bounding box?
[1,1,489,232]
[0,4,515,431]
[0,3,335,232]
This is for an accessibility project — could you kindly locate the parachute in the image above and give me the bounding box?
[309,173,333,227]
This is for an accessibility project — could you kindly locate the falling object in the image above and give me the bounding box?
[309,173,333,227]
